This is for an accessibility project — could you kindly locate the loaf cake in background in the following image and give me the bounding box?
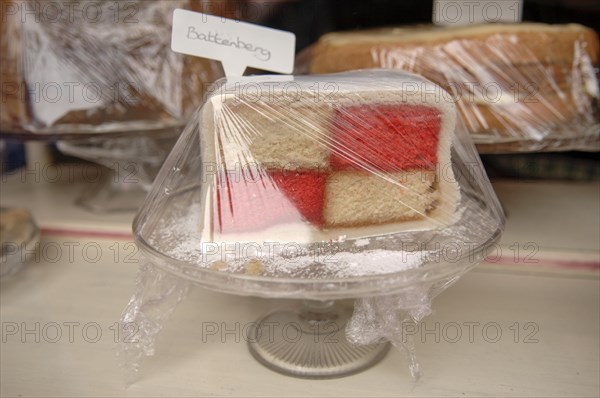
[305,23,600,153]
[0,0,224,135]
[199,72,460,244]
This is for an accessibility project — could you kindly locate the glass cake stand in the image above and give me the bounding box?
[130,155,504,378]
[123,71,505,379]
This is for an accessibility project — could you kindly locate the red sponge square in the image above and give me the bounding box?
[330,104,441,171]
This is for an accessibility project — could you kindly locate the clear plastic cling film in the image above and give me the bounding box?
[120,71,504,378]
[0,0,224,135]
[299,23,600,153]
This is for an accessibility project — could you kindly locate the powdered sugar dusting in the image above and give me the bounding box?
[322,250,427,277]
[354,238,371,247]
[143,188,496,281]
[147,200,430,278]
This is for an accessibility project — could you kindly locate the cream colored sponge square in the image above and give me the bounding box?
[220,100,334,171]
[323,170,438,227]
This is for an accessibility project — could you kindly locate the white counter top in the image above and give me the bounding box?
[1,166,599,397]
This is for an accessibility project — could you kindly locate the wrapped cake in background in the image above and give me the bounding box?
[0,0,224,136]
[301,23,600,153]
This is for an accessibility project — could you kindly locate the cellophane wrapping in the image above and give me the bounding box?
[0,0,223,135]
[300,23,600,153]
[120,71,504,379]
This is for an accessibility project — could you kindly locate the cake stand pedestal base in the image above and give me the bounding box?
[247,300,390,379]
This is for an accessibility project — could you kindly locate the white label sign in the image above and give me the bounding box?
[171,9,295,77]
[433,0,523,26]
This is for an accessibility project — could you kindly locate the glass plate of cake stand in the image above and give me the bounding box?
[55,128,180,213]
[132,142,504,379]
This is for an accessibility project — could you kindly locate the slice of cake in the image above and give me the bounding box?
[200,73,460,245]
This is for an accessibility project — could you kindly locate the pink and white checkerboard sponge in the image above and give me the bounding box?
[203,78,459,240]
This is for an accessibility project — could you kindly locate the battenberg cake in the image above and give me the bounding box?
[200,73,460,244]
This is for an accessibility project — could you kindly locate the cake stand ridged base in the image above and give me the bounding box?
[247,300,390,379]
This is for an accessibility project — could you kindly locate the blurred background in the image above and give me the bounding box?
[2,0,598,180]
